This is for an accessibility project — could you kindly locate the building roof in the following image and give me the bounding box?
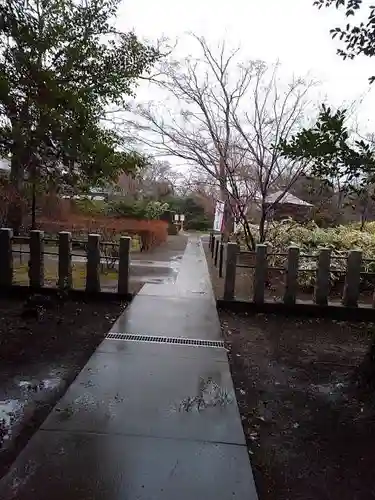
[265,190,313,207]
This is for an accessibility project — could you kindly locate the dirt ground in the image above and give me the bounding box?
[220,310,375,500]
[0,296,126,480]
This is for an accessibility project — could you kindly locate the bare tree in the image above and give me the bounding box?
[115,159,179,200]
[229,63,315,242]
[137,160,179,199]
[125,34,316,247]
[125,34,255,238]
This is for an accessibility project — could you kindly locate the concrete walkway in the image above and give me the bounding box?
[0,236,258,500]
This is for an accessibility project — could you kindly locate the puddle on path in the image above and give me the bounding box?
[0,368,67,446]
[0,399,25,442]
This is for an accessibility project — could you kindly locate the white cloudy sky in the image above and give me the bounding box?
[117,0,375,130]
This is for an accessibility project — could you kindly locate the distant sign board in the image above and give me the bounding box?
[213,201,225,232]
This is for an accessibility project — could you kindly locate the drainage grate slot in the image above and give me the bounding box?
[105,332,225,349]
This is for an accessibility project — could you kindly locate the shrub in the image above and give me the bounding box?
[143,201,169,220]
[185,216,212,231]
[38,215,168,251]
[236,219,375,288]
[105,200,169,220]
[72,198,106,216]
[106,200,145,219]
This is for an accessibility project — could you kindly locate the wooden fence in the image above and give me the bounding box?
[209,233,375,308]
[0,228,131,295]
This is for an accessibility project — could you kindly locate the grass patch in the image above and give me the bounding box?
[13,261,119,290]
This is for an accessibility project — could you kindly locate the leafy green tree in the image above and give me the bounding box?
[0,0,158,230]
[165,195,213,230]
[281,105,375,186]
[280,105,375,227]
[314,0,375,81]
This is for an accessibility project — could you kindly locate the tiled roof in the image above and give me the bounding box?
[265,190,313,206]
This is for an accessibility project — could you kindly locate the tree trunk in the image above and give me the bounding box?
[31,179,37,230]
[8,156,25,235]
[219,158,233,242]
[259,208,267,243]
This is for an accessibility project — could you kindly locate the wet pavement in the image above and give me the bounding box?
[0,235,258,500]
[128,255,182,285]
[110,295,221,339]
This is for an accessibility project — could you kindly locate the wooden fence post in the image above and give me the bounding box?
[58,231,72,290]
[314,248,331,306]
[86,234,100,293]
[223,242,238,300]
[283,246,300,305]
[118,236,131,295]
[253,244,268,304]
[0,228,13,287]
[342,250,362,307]
[29,230,44,288]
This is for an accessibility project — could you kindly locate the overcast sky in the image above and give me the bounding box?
[118,0,375,130]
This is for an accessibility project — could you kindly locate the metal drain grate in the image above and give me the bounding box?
[106,332,225,349]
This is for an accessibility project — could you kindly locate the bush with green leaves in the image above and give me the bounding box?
[143,201,169,220]
[236,219,375,287]
[106,200,145,219]
[106,199,169,220]
[185,216,212,231]
[73,199,107,216]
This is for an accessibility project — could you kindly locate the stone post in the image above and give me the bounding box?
[209,232,214,253]
[118,236,131,295]
[0,228,13,287]
[58,231,72,290]
[211,234,216,258]
[223,242,238,300]
[342,249,362,307]
[86,234,100,293]
[314,248,331,306]
[219,242,224,278]
[253,244,268,304]
[214,237,220,267]
[29,230,44,288]
[283,246,300,305]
